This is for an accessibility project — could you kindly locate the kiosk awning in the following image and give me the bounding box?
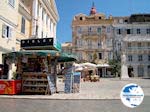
[5,50,77,62]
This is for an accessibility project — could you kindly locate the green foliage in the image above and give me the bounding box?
[12,72,17,79]
[108,59,121,77]
[92,52,97,64]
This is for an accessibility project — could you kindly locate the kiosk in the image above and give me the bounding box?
[0,38,76,95]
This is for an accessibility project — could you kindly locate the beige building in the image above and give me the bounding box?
[72,4,114,77]
[17,0,59,50]
[30,0,59,39]
[62,42,72,54]
[0,0,19,64]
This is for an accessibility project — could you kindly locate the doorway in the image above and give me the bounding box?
[128,66,134,77]
[98,68,102,77]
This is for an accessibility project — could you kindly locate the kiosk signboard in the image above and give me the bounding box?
[64,67,74,93]
[73,72,81,93]
[47,75,56,94]
[21,38,61,51]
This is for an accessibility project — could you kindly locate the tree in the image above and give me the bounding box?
[108,59,121,77]
[92,52,97,64]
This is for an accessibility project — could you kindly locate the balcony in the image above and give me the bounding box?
[81,31,101,39]
[127,47,150,50]
[19,0,31,20]
[126,47,150,54]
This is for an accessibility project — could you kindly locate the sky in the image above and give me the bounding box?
[55,0,150,43]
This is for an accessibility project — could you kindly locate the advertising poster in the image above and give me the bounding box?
[0,80,21,95]
[64,73,73,93]
[47,75,56,94]
[73,72,81,93]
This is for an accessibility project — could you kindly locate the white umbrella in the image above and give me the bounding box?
[80,62,97,68]
[96,63,110,67]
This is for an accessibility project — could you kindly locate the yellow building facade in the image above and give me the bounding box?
[0,0,19,64]
[0,0,59,64]
[16,0,32,50]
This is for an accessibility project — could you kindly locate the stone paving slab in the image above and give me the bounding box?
[0,78,149,100]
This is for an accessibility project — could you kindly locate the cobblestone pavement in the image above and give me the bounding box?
[0,97,149,112]
[0,78,150,99]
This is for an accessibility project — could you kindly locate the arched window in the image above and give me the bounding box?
[80,17,83,20]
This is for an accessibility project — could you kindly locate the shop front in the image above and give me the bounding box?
[0,38,76,95]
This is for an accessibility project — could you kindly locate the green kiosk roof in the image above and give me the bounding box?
[5,50,77,62]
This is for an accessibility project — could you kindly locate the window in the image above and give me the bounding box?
[137,29,141,34]
[107,27,111,33]
[21,17,25,34]
[128,43,131,48]
[98,40,101,48]
[138,42,142,48]
[126,29,132,34]
[138,66,144,77]
[146,29,150,34]
[117,29,121,35]
[148,55,150,61]
[88,54,92,60]
[97,27,101,33]
[46,15,48,25]
[99,53,102,59]
[99,17,101,20]
[108,52,113,60]
[77,27,82,34]
[78,52,82,60]
[118,43,121,51]
[80,17,83,20]
[88,27,92,32]
[41,31,43,38]
[8,0,15,7]
[87,40,92,48]
[50,20,52,31]
[148,42,150,48]
[124,20,128,22]
[36,25,38,36]
[2,24,12,38]
[128,55,132,61]
[107,39,112,47]
[77,40,82,47]
[42,10,44,20]
[138,55,143,61]
[148,66,150,77]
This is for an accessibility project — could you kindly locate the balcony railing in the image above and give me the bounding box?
[80,31,101,36]
[127,47,150,50]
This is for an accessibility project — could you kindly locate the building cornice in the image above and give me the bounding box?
[19,2,32,21]
[0,15,17,28]
[72,19,113,26]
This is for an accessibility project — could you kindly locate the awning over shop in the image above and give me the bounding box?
[57,53,77,62]
[4,50,77,62]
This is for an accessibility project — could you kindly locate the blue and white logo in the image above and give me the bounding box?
[120,83,144,108]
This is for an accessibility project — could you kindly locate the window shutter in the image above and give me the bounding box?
[8,27,12,39]
[2,24,7,38]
